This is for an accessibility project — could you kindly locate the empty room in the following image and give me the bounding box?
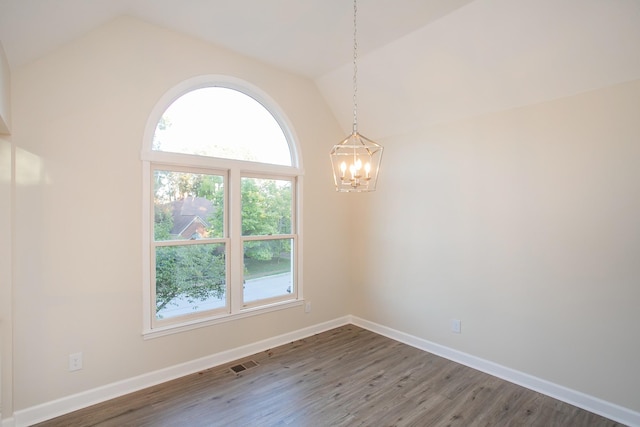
[0,0,639,426]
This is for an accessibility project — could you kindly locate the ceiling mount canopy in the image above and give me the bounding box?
[330,0,383,193]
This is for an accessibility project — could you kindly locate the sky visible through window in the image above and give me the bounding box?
[153,87,291,166]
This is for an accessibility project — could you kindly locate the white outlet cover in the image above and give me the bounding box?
[69,352,83,371]
[451,319,462,334]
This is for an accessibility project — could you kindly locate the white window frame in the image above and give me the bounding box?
[239,173,297,310]
[141,75,304,339]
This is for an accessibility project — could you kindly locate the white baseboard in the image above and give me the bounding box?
[12,316,350,427]
[9,315,640,427]
[350,316,640,427]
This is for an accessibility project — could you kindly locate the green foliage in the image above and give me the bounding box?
[154,204,174,240]
[154,170,223,202]
[241,178,292,261]
[243,256,291,280]
[153,170,226,315]
[155,244,226,314]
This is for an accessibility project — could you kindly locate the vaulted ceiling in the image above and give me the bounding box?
[1,0,639,137]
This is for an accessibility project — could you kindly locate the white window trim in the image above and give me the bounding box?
[141,75,304,339]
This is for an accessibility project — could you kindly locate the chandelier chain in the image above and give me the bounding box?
[352,0,358,133]
[330,0,383,192]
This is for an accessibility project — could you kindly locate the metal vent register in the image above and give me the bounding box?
[229,360,259,374]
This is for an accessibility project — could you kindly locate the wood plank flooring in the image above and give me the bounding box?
[35,325,624,426]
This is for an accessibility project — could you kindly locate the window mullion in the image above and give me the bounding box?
[154,238,227,247]
[242,234,296,242]
[229,167,243,314]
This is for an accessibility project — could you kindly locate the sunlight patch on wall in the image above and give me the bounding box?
[15,147,49,186]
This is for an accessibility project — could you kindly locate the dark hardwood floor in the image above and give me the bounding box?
[35,325,623,426]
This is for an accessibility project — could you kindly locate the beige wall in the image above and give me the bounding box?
[0,41,13,419]
[351,79,640,412]
[0,43,10,134]
[0,136,12,419]
[10,16,350,410]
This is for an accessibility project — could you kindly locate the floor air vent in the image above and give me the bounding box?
[230,360,259,374]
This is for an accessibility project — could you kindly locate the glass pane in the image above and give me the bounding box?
[243,239,293,303]
[241,177,292,236]
[153,87,292,166]
[155,243,226,319]
[154,170,224,241]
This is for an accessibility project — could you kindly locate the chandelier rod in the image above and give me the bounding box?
[352,0,358,134]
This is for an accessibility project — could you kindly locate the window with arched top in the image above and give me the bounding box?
[142,78,303,336]
[153,87,293,165]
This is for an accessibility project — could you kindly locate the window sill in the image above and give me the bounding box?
[143,299,304,340]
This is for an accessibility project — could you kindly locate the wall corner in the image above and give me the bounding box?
[0,41,11,135]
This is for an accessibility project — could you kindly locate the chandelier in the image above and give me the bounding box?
[330,0,383,192]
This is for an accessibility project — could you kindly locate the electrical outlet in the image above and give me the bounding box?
[451,319,462,334]
[304,301,312,313]
[69,352,83,371]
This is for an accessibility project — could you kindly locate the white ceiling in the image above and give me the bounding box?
[320,0,640,136]
[0,0,474,77]
[1,0,639,137]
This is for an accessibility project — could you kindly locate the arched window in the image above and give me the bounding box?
[142,77,303,336]
[153,87,292,165]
